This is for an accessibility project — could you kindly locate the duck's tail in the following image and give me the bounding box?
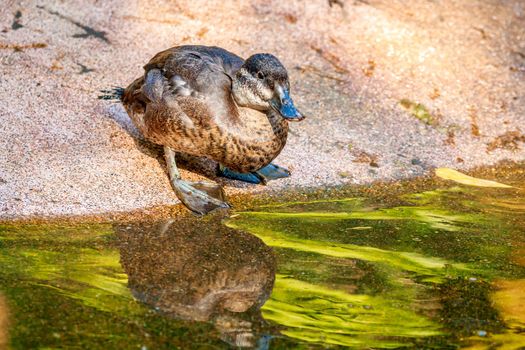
[98,87,125,101]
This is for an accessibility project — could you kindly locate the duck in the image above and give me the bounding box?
[101,45,304,215]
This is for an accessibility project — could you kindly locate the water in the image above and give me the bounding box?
[0,164,524,349]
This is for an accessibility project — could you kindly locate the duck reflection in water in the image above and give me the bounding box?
[115,215,276,348]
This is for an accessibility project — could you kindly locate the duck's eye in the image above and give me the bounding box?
[256,71,265,80]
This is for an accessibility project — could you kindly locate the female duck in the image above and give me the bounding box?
[111,45,303,214]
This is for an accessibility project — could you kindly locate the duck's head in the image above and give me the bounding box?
[232,53,304,121]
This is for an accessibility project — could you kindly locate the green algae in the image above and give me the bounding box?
[223,165,525,348]
[399,99,437,126]
[0,164,524,349]
[0,224,232,349]
[263,276,442,348]
[226,220,469,278]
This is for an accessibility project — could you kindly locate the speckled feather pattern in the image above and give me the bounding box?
[122,45,289,173]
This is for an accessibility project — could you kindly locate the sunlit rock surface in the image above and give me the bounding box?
[1,0,524,218]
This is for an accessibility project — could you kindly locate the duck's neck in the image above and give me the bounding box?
[231,70,253,108]
[228,71,287,140]
[231,104,288,142]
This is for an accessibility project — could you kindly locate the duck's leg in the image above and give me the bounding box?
[164,147,229,215]
[217,163,290,185]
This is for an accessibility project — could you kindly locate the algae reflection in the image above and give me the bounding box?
[225,168,525,348]
[0,165,524,349]
[0,217,280,349]
[0,223,143,349]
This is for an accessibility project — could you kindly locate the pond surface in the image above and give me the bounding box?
[0,164,524,349]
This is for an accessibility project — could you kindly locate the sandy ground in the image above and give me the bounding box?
[1,0,524,219]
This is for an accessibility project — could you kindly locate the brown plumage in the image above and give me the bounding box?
[101,45,304,214]
[121,45,292,173]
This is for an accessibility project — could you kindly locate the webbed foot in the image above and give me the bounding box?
[217,163,290,185]
[172,179,230,215]
[165,146,229,215]
[255,163,291,182]
[217,165,262,184]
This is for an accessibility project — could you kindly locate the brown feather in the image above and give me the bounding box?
[122,45,289,173]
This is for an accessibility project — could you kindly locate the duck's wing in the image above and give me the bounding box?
[144,45,244,85]
[124,46,244,128]
[148,46,243,111]
[122,46,246,146]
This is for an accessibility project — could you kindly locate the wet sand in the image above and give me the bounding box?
[1,0,524,219]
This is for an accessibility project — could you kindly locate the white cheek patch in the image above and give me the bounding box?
[275,85,284,101]
[232,69,274,109]
[236,79,263,106]
[260,83,273,100]
[243,84,264,106]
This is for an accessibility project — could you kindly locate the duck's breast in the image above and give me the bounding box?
[216,108,289,172]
